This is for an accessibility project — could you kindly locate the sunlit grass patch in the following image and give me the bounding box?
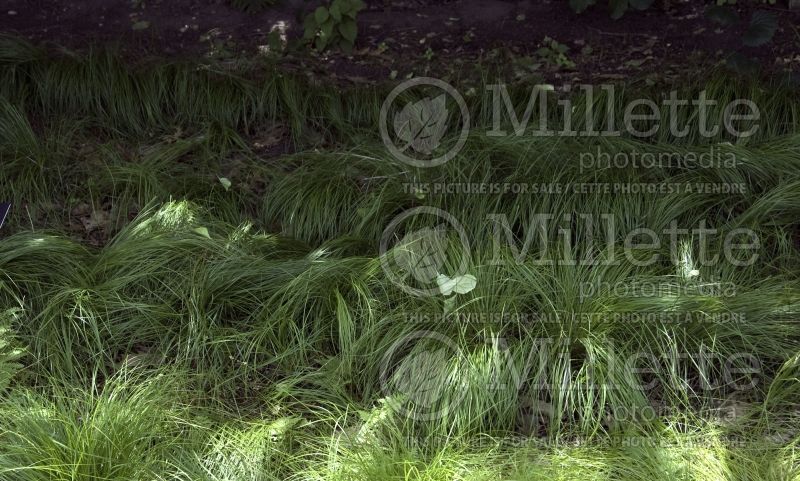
[0,35,799,480]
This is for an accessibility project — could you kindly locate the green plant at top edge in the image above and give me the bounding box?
[568,0,655,19]
[303,0,365,53]
[229,0,279,13]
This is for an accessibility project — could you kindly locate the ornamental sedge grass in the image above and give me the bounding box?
[0,36,798,480]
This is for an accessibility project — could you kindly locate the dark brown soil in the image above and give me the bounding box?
[1,0,799,85]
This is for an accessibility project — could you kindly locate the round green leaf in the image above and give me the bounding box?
[314,6,330,24]
[436,274,477,296]
[329,3,342,21]
[339,19,357,43]
[321,19,335,39]
[315,35,328,51]
[303,14,317,39]
[350,0,366,12]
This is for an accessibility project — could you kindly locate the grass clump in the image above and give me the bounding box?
[0,370,191,481]
[0,35,799,480]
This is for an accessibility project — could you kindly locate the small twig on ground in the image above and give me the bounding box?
[589,28,657,38]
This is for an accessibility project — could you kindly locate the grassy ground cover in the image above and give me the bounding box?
[0,36,799,480]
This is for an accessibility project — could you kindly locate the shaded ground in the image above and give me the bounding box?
[2,0,800,85]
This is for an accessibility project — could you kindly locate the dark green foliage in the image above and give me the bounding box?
[742,10,778,47]
[302,0,365,53]
[0,36,799,481]
[568,0,655,19]
[229,0,279,13]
